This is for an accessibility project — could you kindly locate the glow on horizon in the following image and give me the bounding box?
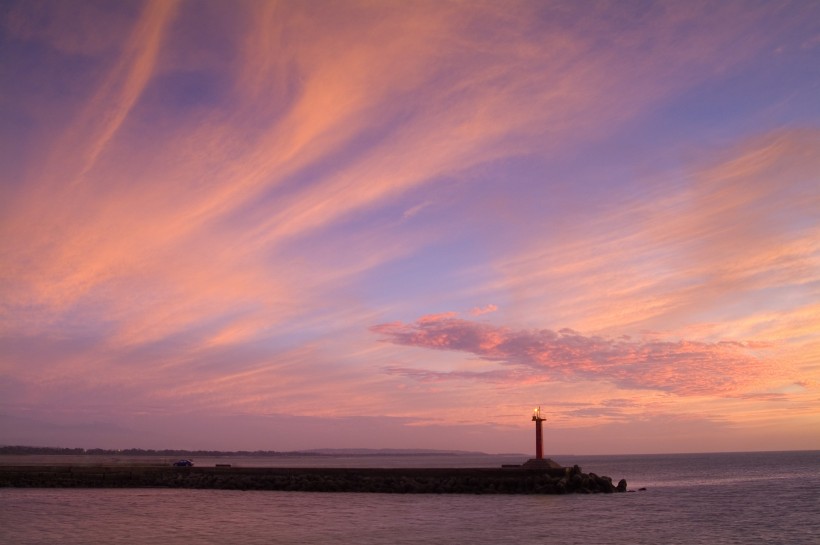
[1,0,819,455]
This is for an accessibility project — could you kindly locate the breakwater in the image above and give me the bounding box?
[0,465,627,494]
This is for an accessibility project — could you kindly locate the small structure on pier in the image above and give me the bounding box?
[532,406,546,459]
[522,406,563,471]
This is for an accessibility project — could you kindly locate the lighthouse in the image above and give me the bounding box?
[522,406,563,471]
[532,406,546,459]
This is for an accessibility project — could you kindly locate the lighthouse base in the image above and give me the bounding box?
[522,458,564,472]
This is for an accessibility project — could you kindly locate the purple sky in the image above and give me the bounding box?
[1,0,819,454]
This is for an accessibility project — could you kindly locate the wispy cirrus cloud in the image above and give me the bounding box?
[1,0,818,452]
[3,1,806,352]
[373,314,775,396]
[470,129,820,340]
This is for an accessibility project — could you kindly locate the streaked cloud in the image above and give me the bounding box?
[0,0,818,453]
[473,130,820,338]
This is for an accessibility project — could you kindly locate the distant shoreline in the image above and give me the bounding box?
[0,445,515,458]
[0,452,534,471]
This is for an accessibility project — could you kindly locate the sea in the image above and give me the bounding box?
[1,450,818,544]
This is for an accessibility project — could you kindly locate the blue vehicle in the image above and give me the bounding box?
[172,459,193,467]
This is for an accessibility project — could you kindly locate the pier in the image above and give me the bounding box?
[0,465,627,494]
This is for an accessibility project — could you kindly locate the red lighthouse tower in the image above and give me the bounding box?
[532,406,546,459]
[522,406,562,471]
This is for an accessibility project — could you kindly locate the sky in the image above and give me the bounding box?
[1,0,819,456]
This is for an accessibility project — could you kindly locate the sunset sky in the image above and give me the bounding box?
[1,0,819,455]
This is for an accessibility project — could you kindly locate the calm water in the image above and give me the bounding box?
[1,451,818,544]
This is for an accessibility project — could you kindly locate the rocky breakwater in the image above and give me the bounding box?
[0,465,627,494]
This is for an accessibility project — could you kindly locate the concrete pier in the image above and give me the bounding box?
[0,464,626,494]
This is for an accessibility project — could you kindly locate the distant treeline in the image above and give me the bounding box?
[0,446,316,457]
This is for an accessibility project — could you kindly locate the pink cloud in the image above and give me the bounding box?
[475,129,820,340]
[2,1,818,452]
[372,314,775,396]
[470,304,498,316]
